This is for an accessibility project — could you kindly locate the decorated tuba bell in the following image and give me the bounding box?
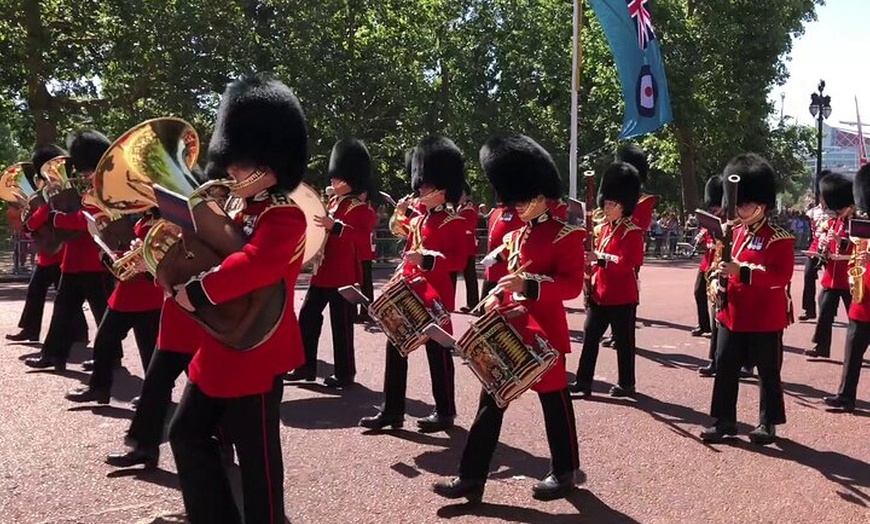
[0,162,63,254]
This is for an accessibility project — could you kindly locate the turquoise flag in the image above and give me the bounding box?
[588,0,673,139]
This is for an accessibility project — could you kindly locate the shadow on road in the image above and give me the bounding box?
[436,488,641,523]
[68,404,134,420]
[635,346,707,371]
[107,467,180,491]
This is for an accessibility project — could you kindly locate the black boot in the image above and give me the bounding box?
[65,386,110,404]
[432,477,485,504]
[359,411,404,430]
[698,363,716,377]
[24,356,65,371]
[417,412,455,433]
[568,381,592,397]
[106,446,159,469]
[690,327,710,337]
[699,422,738,443]
[609,385,637,398]
[323,375,354,389]
[532,471,576,501]
[823,395,856,412]
[748,424,777,445]
[5,330,38,342]
[284,367,316,382]
[82,358,122,372]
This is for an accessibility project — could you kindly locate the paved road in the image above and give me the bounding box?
[0,261,867,524]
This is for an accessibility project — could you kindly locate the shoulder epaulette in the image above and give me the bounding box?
[554,220,584,244]
[439,213,466,228]
[343,196,364,212]
[638,193,658,203]
[272,189,300,210]
[768,224,794,244]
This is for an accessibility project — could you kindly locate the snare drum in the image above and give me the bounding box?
[369,274,451,357]
[455,303,558,408]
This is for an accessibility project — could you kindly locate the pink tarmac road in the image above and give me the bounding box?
[0,261,867,524]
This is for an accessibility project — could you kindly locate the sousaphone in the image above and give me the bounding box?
[0,162,63,254]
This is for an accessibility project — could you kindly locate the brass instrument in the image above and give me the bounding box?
[706,239,724,304]
[848,237,867,303]
[0,162,63,254]
[93,117,320,350]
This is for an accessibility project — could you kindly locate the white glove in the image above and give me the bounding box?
[481,252,498,268]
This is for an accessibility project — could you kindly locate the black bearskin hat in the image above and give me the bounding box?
[208,73,308,191]
[479,134,561,207]
[819,171,854,211]
[616,142,649,185]
[31,144,67,178]
[328,137,371,194]
[854,164,870,214]
[411,136,465,204]
[703,174,724,209]
[68,130,110,173]
[722,153,777,210]
[597,162,641,216]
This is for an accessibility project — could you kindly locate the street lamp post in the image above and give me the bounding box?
[809,80,832,205]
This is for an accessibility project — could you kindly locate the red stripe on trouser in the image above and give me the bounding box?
[261,394,274,524]
[560,388,580,468]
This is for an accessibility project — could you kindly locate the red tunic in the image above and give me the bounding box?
[52,206,107,274]
[395,204,468,315]
[550,200,568,220]
[37,248,64,267]
[458,203,479,259]
[716,219,795,332]
[189,191,307,398]
[631,194,657,231]
[484,206,524,283]
[310,195,369,288]
[157,297,202,355]
[107,217,165,312]
[502,212,586,393]
[698,229,716,273]
[358,203,378,262]
[591,218,644,306]
[820,217,852,290]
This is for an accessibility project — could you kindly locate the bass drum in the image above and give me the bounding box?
[290,182,328,268]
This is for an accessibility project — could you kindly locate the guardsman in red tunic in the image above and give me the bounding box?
[355,190,379,322]
[807,172,855,359]
[824,163,870,412]
[701,154,794,445]
[480,203,524,301]
[25,134,115,371]
[289,137,373,388]
[572,162,644,398]
[359,136,469,433]
[433,134,584,503]
[456,181,481,312]
[693,175,723,341]
[801,171,834,320]
[169,74,308,524]
[66,212,164,403]
[106,295,204,468]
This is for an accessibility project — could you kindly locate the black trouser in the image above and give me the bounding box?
[459,386,579,480]
[170,376,285,524]
[298,285,356,382]
[812,288,851,357]
[837,320,870,401]
[802,257,821,316]
[708,309,719,362]
[576,302,637,389]
[359,260,374,317]
[710,326,785,426]
[452,256,479,309]
[17,264,59,337]
[127,348,193,449]
[89,308,161,391]
[42,272,113,361]
[382,340,456,418]
[693,271,712,332]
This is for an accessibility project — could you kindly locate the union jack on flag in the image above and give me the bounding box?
[627,0,656,50]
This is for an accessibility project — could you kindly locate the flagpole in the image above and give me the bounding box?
[569,0,584,199]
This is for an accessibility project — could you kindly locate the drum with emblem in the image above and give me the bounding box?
[455,303,558,408]
[368,272,451,357]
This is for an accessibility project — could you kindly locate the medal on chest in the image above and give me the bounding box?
[240,213,258,238]
[748,235,765,251]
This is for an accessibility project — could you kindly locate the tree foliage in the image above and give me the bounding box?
[0,0,822,212]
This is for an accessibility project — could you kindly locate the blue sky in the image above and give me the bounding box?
[776,1,870,126]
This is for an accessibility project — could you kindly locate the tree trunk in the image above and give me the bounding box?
[23,0,57,145]
[674,124,700,216]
